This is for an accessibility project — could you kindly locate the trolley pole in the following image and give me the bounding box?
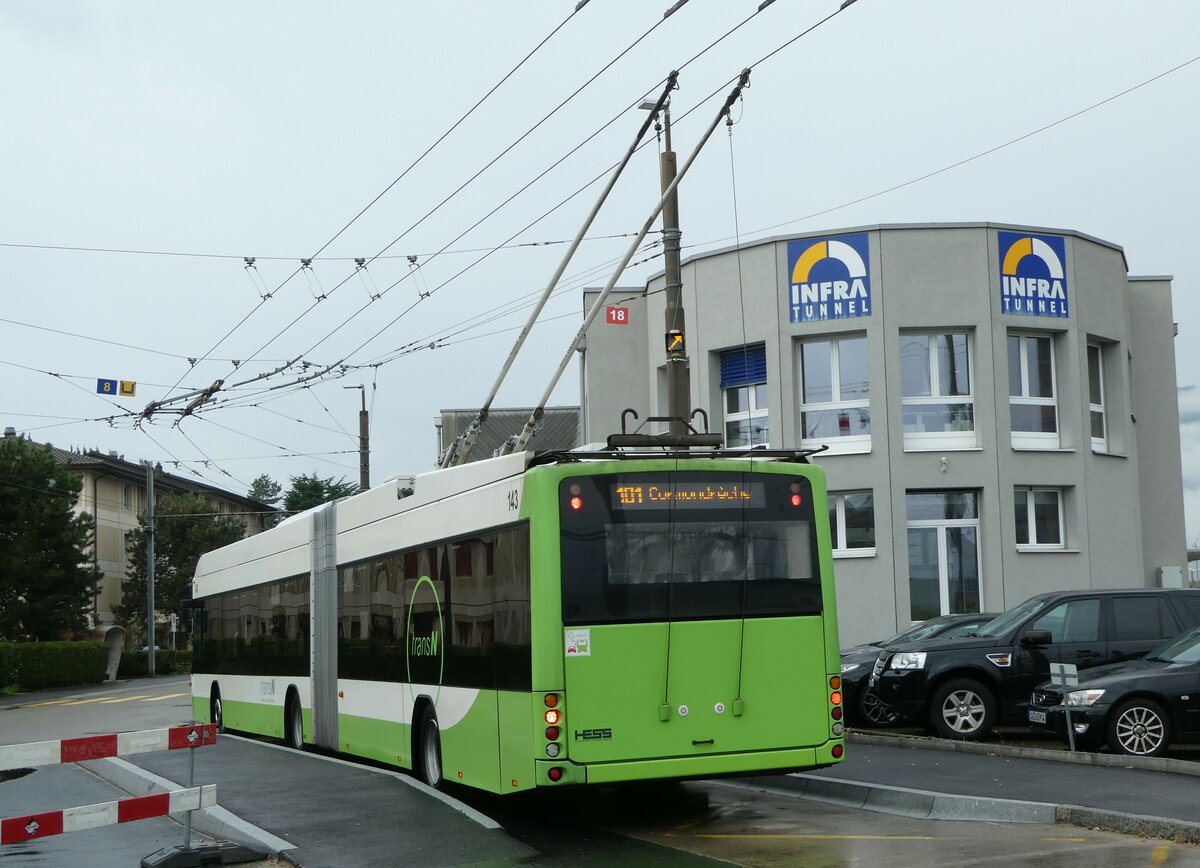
[658,102,690,437]
[144,461,155,677]
[344,385,369,492]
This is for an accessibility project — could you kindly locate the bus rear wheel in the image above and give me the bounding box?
[415,705,443,789]
[284,693,304,750]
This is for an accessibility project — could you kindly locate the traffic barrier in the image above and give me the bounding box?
[0,786,216,844]
[0,723,217,771]
[0,721,251,865]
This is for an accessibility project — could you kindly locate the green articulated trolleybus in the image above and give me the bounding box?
[189,446,845,793]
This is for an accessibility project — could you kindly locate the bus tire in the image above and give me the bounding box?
[210,686,225,734]
[284,690,304,750]
[415,705,443,789]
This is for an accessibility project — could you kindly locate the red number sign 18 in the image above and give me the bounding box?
[606,306,629,325]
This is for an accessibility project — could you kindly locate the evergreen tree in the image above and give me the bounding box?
[0,437,98,640]
[283,473,359,513]
[248,473,282,528]
[117,492,245,645]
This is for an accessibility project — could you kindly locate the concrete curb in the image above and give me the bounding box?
[722,774,1057,824]
[1056,805,1200,845]
[82,756,296,857]
[848,730,1200,777]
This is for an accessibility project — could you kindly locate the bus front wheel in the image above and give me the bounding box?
[415,705,443,789]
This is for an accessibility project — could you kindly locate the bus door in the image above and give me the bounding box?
[559,471,829,765]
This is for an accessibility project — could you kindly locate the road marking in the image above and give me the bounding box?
[98,695,154,704]
[696,834,938,841]
[140,693,188,702]
[1152,844,1170,865]
[22,699,77,708]
[59,697,112,707]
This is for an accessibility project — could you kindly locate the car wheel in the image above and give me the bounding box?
[929,678,996,740]
[284,693,304,751]
[859,687,901,727]
[415,705,443,789]
[1106,698,1170,757]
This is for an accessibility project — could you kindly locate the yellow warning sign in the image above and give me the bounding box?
[119,381,137,397]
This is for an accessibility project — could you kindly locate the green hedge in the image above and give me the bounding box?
[14,642,108,690]
[0,642,18,689]
[118,649,192,678]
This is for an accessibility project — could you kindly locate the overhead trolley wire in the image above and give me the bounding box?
[153,5,592,413]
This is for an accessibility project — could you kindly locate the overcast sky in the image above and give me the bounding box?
[2,1,1198,543]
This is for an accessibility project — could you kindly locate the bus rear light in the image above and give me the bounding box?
[829,676,841,690]
[545,726,560,741]
[831,707,843,721]
[544,694,560,709]
[832,723,844,737]
[790,494,803,507]
[832,745,844,759]
[548,767,564,782]
[546,743,561,758]
[830,691,842,706]
[569,496,583,511]
[544,709,561,725]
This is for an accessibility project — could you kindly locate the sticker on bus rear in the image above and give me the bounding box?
[565,629,591,657]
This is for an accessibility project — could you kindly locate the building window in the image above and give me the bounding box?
[1088,343,1107,451]
[828,491,875,557]
[905,490,980,620]
[1014,487,1063,548]
[720,345,768,448]
[799,336,870,452]
[900,332,975,448]
[122,483,134,510]
[1008,333,1058,448]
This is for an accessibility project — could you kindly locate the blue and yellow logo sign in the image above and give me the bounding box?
[787,233,871,323]
[998,231,1068,318]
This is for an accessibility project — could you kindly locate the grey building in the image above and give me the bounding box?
[580,223,1187,645]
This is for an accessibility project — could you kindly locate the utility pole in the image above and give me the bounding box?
[144,461,155,677]
[655,100,690,436]
[344,385,370,491]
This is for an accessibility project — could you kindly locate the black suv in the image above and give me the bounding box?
[870,588,1200,740]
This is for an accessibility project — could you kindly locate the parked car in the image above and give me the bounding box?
[841,613,998,726]
[870,588,1200,740]
[1028,625,1200,756]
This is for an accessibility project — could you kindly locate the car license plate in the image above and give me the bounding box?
[1028,710,1046,724]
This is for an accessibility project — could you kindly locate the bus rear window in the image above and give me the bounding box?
[560,472,821,625]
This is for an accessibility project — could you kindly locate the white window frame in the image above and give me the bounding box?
[905,491,982,617]
[829,491,876,558]
[1088,343,1107,452]
[1014,486,1064,550]
[799,336,871,455]
[723,382,769,450]
[901,331,977,450]
[1008,332,1059,449]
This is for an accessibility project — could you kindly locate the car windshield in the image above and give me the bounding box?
[1145,626,1200,664]
[883,618,955,647]
[974,596,1052,638]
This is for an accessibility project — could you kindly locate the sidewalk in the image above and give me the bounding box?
[775,735,1200,842]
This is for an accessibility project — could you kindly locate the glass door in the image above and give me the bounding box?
[906,492,981,620]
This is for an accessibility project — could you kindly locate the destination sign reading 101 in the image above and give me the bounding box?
[611,481,765,510]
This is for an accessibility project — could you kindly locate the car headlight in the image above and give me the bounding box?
[1065,689,1105,707]
[889,651,927,671]
[840,662,862,675]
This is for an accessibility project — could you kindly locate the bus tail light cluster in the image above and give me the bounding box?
[544,694,563,761]
[829,676,845,737]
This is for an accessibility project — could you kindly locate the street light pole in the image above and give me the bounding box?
[143,461,155,677]
[344,386,369,492]
[648,99,690,436]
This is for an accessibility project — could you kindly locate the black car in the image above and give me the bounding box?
[870,588,1200,740]
[841,613,998,726]
[1028,625,1200,756]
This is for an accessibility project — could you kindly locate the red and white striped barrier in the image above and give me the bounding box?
[0,785,217,844]
[0,723,216,772]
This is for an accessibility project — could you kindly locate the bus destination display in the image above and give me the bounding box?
[611,481,765,510]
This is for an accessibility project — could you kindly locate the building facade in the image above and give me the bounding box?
[580,223,1187,645]
[3,431,276,632]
